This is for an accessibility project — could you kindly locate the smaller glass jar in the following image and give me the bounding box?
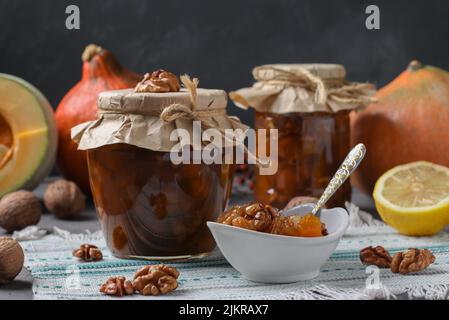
[72,86,242,259]
[231,64,374,209]
[254,110,351,208]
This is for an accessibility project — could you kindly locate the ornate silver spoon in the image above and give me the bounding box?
[284,143,366,217]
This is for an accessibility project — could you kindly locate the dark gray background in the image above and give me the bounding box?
[1,0,449,123]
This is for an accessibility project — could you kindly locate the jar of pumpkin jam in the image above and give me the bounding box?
[72,73,243,259]
[87,144,234,258]
[254,110,351,208]
[231,64,374,208]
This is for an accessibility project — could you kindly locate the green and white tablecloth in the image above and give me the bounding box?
[16,203,449,300]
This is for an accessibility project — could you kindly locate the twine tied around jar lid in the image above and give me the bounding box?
[160,75,270,168]
[252,65,376,107]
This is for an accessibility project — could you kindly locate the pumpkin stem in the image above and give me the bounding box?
[408,60,424,72]
[82,44,103,62]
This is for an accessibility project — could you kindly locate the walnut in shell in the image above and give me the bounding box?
[391,248,435,275]
[133,264,179,296]
[0,237,24,284]
[0,191,42,232]
[44,179,85,219]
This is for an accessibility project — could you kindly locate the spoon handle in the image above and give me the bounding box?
[312,144,366,215]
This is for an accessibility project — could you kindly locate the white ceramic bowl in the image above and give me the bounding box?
[207,204,349,283]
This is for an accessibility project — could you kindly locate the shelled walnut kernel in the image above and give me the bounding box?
[72,244,103,261]
[133,264,179,296]
[360,246,393,268]
[134,70,180,93]
[100,276,134,297]
[217,203,278,232]
[359,246,436,275]
[390,248,435,275]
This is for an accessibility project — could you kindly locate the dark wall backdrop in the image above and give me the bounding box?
[1,0,449,124]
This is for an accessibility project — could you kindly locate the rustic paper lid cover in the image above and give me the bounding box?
[253,64,346,81]
[97,88,228,114]
[71,88,247,152]
[230,63,375,114]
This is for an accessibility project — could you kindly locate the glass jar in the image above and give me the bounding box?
[230,64,374,209]
[72,85,244,259]
[254,110,351,208]
[87,143,234,259]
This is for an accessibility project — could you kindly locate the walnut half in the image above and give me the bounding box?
[134,70,180,93]
[217,203,278,232]
[133,264,179,296]
[360,246,392,268]
[72,244,103,261]
[100,276,134,297]
[391,248,436,275]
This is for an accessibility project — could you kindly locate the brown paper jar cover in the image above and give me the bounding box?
[71,88,247,152]
[229,64,375,114]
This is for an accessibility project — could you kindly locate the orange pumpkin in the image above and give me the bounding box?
[351,60,449,194]
[55,44,141,193]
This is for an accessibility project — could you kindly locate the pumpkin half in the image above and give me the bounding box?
[351,60,449,194]
[55,44,141,193]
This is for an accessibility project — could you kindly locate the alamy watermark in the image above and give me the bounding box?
[65,5,80,30]
[365,265,382,290]
[65,264,81,291]
[66,4,380,31]
[168,122,279,176]
[365,5,380,30]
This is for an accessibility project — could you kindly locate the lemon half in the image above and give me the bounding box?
[373,161,449,236]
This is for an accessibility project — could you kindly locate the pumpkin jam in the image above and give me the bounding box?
[254,111,351,208]
[87,143,234,259]
[0,113,13,169]
[217,203,328,237]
